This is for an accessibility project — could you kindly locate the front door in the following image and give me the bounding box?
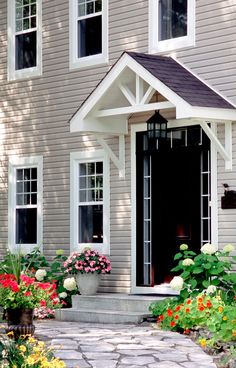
[136,126,211,288]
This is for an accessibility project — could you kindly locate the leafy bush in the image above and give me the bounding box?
[171,243,236,301]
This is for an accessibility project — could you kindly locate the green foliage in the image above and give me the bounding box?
[171,243,236,302]
[149,297,178,317]
[0,334,66,367]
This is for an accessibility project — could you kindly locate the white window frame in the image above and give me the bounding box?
[8,0,42,81]
[8,156,43,253]
[149,0,195,54]
[69,0,108,69]
[70,150,110,254]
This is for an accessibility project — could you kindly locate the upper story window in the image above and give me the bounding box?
[70,0,108,69]
[8,156,43,253]
[8,0,42,81]
[149,0,195,54]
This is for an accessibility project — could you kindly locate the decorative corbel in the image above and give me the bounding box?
[96,135,125,178]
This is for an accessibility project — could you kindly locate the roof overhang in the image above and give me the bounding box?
[70,51,236,171]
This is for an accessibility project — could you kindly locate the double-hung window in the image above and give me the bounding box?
[70,150,110,254]
[149,0,195,53]
[70,0,108,69]
[8,157,43,252]
[8,0,42,81]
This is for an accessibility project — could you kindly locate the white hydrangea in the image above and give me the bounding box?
[182,258,194,266]
[169,276,184,291]
[59,292,68,299]
[223,244,235,253]
[63,277,77,291]
[206,285,217,295]
[201,243,217,255]
[35,269,47,281]
[180,244,188,251]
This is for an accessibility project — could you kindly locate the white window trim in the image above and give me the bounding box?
[8,0,42,81]
[8,156,43,253]
[70,150,110,254]
[69,0,108,70]
[149,0,195,54]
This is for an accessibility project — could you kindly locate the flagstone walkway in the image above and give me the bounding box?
[35,320,217,368]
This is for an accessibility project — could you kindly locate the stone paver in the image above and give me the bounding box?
[34,320,217,368]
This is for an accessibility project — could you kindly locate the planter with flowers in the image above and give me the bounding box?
[0,273,60,338]
[64,248,111,295]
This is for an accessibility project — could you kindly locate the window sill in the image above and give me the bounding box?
[149,36,195,55]
[69,54,109,70]
[8,66,42,82]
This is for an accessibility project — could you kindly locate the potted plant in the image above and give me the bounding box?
[0,273,60,338]
[63,248,111,295]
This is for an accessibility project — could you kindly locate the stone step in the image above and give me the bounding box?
[55,308,151,324]
[72,293,163,314]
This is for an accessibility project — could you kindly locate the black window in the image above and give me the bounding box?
[159,0,187,41]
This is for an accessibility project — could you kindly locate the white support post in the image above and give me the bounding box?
[200,121,232,170]
[225,121,232,171]
[96,135,125,178]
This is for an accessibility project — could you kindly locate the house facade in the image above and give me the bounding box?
[1,0,236,294]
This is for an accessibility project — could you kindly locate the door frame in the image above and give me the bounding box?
[131,122,218,294]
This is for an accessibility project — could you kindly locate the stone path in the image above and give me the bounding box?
[35,320,217,368]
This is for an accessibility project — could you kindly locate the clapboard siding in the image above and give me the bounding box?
[0,0,236,290]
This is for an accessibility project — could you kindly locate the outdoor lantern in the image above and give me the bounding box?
[146,110,168,141]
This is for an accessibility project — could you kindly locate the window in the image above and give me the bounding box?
[70,0,108,69]
[70,150,110,254]
[8,157,43,252]
[8,0,42,81]
[149,0,195,53]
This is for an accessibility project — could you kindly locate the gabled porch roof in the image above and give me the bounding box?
[70,51,236,171]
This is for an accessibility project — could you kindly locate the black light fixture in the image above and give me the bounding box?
[146,110,168,141]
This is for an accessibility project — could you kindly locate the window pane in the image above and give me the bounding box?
[23,5,30,17]
[87,175,95,189]
[79,205,103,243]
[79,163,86,176]
[16,194,24,205]
[78,15,102,57]
[95,0,102,12]
[79,189,86,202]
[79,176,86,189]
[24,181,30,192]
[24,193,30,205]
[96,175,103,189]
[87,162,95,175]
[159,0,187,41]
[31,168,37,179]
[23,18,30,30]
[96,161,103,174]
[79,3,85,16]
[16,7,22,20]
[86,1,94,14]
[17,169,23,180]
[31,180,37,192]
[31,193,37,204]
[31,3,36,15]
[16,181,23,193]
[16,208,37,244]
[15,30,36,70]
[30,16,36,28]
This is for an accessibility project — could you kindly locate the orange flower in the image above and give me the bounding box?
[158,314,164,321]
[175,305,181,312]
[198,305,205,311]
[186,299,191,305]
[167,309,173,317]
[174,315,179,320]
[170,321,176,327]
[184,329,190,334]
[218,306,223,313]
[185,308,190,313]
[198,297,203,303]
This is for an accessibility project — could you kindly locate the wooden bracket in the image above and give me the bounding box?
[96,135,125,178]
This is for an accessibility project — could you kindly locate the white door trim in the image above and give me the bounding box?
[130,122,218,294]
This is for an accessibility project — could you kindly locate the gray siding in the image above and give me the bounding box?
[0,0,236,292]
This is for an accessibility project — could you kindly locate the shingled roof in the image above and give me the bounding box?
[126,51,235,110]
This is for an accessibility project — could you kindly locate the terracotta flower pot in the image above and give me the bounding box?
[5,308,35,339]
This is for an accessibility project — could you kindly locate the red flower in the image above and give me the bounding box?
[186,308,190,313]
[184,329,190,335]
[174,315,179,320]
[170,321,176,327]
[198,305,205,311]
[40,300,46,307]
[206,300,212,308]
[175,305,181,312]
[20,274,35,285]
[167,309,173,316]
[158,314,164,322]
[186,299,191,305]
[24,291,32,296]
[37,282,51,290]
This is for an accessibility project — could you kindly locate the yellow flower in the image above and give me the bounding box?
[28,336,36,344]
[232,330,236,337]
[19,345,27,352]
[222,316,228,321]
[218,306,223,313]
[199,338,206,348]
[7,331,14,337]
